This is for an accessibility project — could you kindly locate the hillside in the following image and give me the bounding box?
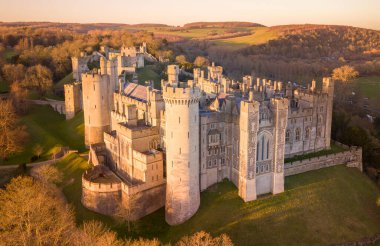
[56,155,380,245]
[183,21,264,28]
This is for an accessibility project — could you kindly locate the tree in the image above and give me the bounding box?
[115,193,140,232]
[175,231,233,246]
[32,165,63,185]
[332,65,359,83]
[175,55,187,65]
[194,56,210,68]
[1,64,26,84]
[33,144,44,159]
[0,100,28,162]
[24,64,53,95]
[9,81,29,114]
[0,176,76,245]
[72,220,122,246]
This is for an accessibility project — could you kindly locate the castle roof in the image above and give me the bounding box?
[123,83,148,102]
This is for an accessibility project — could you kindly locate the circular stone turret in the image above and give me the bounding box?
[81,165,122,216]
[163,85,201,225]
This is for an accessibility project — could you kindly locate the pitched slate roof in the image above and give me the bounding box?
[123,83,147,102]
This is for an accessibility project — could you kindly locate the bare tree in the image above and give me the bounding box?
[0,176,76,245]
[0,100,28,162]
[194,56,210,68]
[175,231,234,246]
[33,144,44,159]
[24,64,53,96]
[32,165,63,184]
[115,193,140,232]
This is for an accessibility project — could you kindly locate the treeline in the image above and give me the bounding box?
[0,26,171,91]
[183,22,264,28]
[206,26,380,81]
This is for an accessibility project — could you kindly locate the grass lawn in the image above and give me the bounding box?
[354,76,380,101]
[2,105,85,165]
[58,154,380,245]
[285,143,347,163]
[137,65,162,88]
[54,73,74,89]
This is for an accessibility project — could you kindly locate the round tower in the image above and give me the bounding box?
[163,83,201,225]
[82,71,111,146]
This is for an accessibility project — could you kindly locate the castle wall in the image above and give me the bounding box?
[284,147,362,176]
[120,183,165,221]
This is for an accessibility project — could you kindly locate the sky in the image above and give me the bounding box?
[0,0,379,30]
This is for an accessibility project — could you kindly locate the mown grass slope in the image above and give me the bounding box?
[2,105,85,165]
[57,156,380,246]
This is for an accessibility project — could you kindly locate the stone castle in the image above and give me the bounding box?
[65,51,336,225]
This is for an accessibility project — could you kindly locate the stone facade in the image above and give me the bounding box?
[64,82,82,120]
[78,61,360,226]
[284,146,362,176]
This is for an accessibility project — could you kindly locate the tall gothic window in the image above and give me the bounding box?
[257,134,271,161]
[305,127,310,139]
[295,128,301,141]
[285,130,291,143]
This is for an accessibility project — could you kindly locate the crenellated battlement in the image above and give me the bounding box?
[163,86,201,103]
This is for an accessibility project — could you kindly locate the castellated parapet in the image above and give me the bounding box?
[82,71,112,146]
[163,84,201,225]
[64,82,82,120]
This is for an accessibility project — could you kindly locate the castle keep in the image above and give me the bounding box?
[67,54,340,225]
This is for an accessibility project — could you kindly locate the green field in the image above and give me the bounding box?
[137,65,162,88]
[214,27,280,48]
[354,76,380,101]
[57,154,380,245]
[128,26,280,49]
[54,72,74,89]
[2,105,85,165]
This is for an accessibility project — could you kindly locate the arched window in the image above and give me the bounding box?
[286,130,291,143]
[256,142,259,161]
[261,136,264,161]
[295,128,301,141]
[257,133,271,161]
[305,127,310,139]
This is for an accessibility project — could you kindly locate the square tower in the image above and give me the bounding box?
[64,82,82,120]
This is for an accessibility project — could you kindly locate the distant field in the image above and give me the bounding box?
[128,26,281,49]
[354,76,380,101]
[127,26,254,39]
[1,105,85,165]
[214,27,280,47]
[59,157,380,245]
